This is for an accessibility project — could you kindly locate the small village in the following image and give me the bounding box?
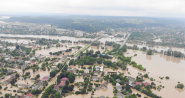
[0,35,165,98]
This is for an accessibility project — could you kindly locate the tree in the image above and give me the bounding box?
[49,52,52,55]
[147,49,153,55]
[22,69,25,75]
[16,45,19,49]
[68,73,75,83]
[4,93,10,98]
[33,68,35,73]
[35,74,40,79]
[0,85,2,90]
[31,90,42,94]
[81,88,86,94]
[66,80,69,85]
[177,83,184,89]
[55,92,61,98]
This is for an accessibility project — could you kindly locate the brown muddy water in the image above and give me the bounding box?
[126,43,185,54]
[36,43,87,58]
[124,49,185,98]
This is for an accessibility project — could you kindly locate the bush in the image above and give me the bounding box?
[144,74,148,78]
[75,91,81,94]
[165,76,169,79]
[136,93,141,97]
[177,83,184,89]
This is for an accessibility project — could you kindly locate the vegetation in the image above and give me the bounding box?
[147,49,153,55]
[176,83,184,89]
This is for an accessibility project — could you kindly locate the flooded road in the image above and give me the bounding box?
[124,49,185,98]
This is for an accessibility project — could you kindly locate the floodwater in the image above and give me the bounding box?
[0,38,32,44]
[0,34,94,41]
[124,49,185,98]
[0,84,25,97]
[0,34,124,44]
[36,43,87,58]
[132,88,151,98]
[126,43,185,54]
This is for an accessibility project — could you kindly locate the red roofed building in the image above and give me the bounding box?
[42,76,50,81]
[33,46,37,49]
[31,61,35,64]
[61,77,69,82]
[144,83,150,86]
[135,82,142,85]
[25,93,33,98]
[58,81,65,87]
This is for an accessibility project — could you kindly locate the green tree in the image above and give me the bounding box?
[55,92,61,98]
[4,93,10,98]
[68,73,75,83]
[147,49,153,55]
[66,80,69,85]
[16,45,20,49]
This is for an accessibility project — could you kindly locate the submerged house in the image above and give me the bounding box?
[128,76,135,86]
[32,81,45,90]
[100,82,108,89]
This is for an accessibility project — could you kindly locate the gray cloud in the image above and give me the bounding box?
[0,0,185,18]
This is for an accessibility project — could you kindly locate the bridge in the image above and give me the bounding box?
[119,33,130,49]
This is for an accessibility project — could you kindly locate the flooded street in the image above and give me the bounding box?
[124,49,185,98]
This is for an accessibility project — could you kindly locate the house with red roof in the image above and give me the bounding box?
[135,82,142,85]
[61,77,69,82]
[54,85,62,94]
[58,81,65,87]
[25,93,33,98]
[32,46,37,49]
[144,83,150,86]
[42,76,50,81]
[31,61,35,64]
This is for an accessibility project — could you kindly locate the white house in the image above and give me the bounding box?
[30,57,36,61]
[116,83,120,87]
[25,61,31,65]
[95,66,100,71]
[84,68,89,73]
[99,66,104,71]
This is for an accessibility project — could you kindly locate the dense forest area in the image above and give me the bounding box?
[5,16,184,33]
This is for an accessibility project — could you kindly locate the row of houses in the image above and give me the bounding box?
[1,73,16,85]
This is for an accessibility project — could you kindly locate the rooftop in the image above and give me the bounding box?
[25,93,33,97]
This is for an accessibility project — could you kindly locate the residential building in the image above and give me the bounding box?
[25,93,33,98]
[75,31,84,36]
[54,85,62,94]
[42,76,50,81]
[144,83,150,86]
[100,82,108,89]
[128,76,135,86]
[84,68,89,73]
[17,84,31,89]
[32,81,45,90]
[117,92,124,98]
[92,76,98,81]
[61,77,69,82]
[61,55,68,62]
[116,79,121,83]
[94,70,99,76]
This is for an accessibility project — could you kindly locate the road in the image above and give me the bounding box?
[119,33,130,49]
[38,60,69,98]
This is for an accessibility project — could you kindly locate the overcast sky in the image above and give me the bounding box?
[0,0,185,18]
